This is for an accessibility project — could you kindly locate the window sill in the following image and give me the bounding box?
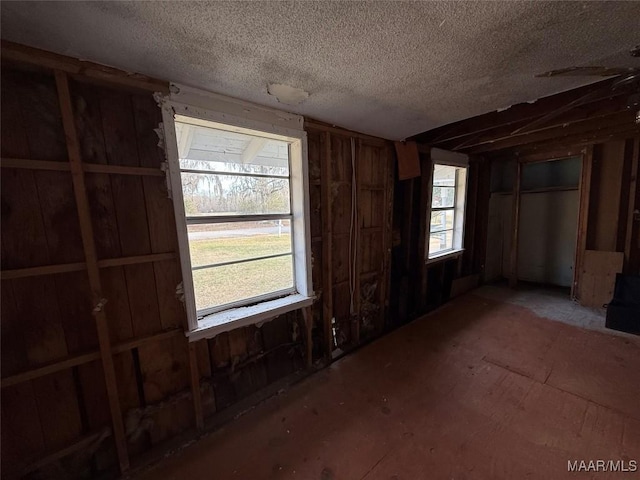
[185,293,314,342]
[426,248,465,265]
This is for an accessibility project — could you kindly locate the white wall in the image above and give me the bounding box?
[517,190,579,287]
[485,193,512,282]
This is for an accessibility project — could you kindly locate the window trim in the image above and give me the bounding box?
[426,149,469,262]
[159,85,313,339]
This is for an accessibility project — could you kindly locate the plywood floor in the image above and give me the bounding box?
[136,289,640,480]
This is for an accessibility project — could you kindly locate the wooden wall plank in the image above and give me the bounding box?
[587,141,626,251]
[1,169,51,270]
[7,69,68,162]
[32,372,83,451]
[1,382,45,470]
[0,281,28,377]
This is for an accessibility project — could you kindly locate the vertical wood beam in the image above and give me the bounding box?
[573,147,593,300]
[509,161,522,288]
[378,144,395,334]
[188,342,204,430]
[320,131,334,361]
[624,138,640,273]
[474,158,491,279]
[54,71,130,472]
[417,151,433,311]
[302,306,313,368]
[353,139,362,345]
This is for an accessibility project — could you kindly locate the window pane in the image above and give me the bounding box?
[193,255,294,311]
[432,186,455,208]
[429,230,453,256]
[188,221,291,268]
[176,121,289,175]
[430,210,454,233]
[433,164,457,186]
[181,172,290,215]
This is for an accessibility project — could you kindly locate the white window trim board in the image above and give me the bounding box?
[426,160,469,261]
[187,294,314,342]
[158,86,313,339]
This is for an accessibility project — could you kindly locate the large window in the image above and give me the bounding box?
[427,162,468,259]
[161,88,312,340]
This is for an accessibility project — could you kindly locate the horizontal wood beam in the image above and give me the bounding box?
[0,262,87,280]
[1,40,168,94]
[111,328,183,355]
[305,119,389,146]
[1,157,164,177]
[465,111,638,154]
[501,127,640,159]
[449,94,633,151]
[414,77,620,145]
[1,351,100,389]
[1,252,176,280]
[98,252,175,269]
[1,328,183,388]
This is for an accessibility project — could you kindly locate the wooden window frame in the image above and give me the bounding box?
[426,152,469,263]
[159,86,313,341]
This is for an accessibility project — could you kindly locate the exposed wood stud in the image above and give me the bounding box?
[302,306,313,368]
[624,138,639,272]
[353,138,362,345]
[188,343,204,430]
[320,131,334,360]
[509,161,522,288]
[379,144,395,333]
[573,147,593,300]
[54,70,130,472]
[417,150,433,311]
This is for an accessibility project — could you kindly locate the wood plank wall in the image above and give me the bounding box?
[0,45,398,479]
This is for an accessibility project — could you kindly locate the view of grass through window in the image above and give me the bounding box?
[175,119,295,314]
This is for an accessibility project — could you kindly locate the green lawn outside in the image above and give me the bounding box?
[189,234,294,310]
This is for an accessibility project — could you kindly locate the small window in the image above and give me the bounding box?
[427,163,468,260]
[161,90,313,340]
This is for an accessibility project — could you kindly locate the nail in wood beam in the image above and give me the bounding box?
[54,70,130,472]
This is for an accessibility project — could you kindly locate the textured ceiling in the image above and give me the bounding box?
[2,1,639,140]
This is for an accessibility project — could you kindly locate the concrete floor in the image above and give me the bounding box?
[137,287,640,480]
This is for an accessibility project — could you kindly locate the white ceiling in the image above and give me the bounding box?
[2,1,639,140]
